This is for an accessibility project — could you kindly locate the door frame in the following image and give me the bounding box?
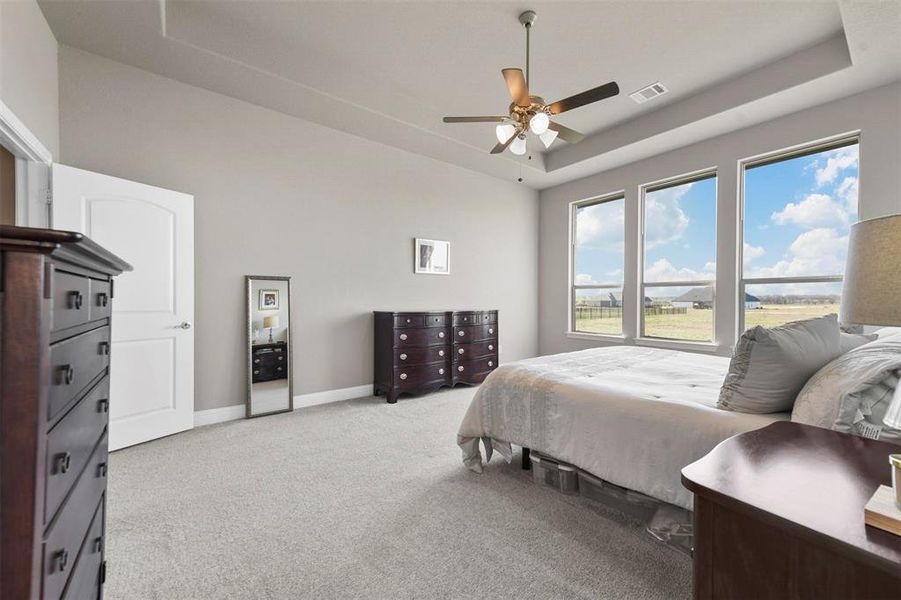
[0,98,53,228]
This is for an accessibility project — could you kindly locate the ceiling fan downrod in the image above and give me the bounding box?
[519,10,537,87]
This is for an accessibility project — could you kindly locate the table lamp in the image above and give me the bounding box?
[263,315,280,343]
[840,213,901,508]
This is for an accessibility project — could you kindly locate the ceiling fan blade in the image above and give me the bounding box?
[547,81,619,115]
[502,68,531,107]
[490,128,522,154]
[548,121,585,144]
[443,116,508,123]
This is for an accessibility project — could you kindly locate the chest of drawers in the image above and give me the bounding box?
[251,341,288,383]
[373,311,498,403]
[0,226,130,600]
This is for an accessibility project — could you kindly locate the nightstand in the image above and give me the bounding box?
[682,421,901,600]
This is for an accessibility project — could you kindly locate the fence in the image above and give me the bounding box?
[575,306,688,320]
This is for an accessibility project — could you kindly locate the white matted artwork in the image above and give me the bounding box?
[414,238,450,275]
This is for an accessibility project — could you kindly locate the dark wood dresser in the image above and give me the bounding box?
[251,341,288,383]
[0,226,131,600]
[682,422,901,600]
[373,311,498,403]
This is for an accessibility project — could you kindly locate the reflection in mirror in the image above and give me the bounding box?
[246,276,293,417]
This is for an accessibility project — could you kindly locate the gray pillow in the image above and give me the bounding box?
[718,314,842,414]
[791,337,901,443]
[839,332,878,354]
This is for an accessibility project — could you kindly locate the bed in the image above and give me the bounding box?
[457,345,789,510]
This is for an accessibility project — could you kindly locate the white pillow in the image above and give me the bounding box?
[791,336,901,443]
[718,314,842,414]
[839,332,878,353]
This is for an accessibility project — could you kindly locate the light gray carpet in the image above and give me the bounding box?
[106,387,690,599]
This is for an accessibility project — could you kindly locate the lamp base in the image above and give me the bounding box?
[268,328,274,343]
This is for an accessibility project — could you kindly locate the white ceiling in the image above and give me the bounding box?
[39,1,901,189]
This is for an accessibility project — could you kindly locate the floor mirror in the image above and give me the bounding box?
[246,275,293,417]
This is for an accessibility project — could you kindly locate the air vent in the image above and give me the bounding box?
[629,82,669,104]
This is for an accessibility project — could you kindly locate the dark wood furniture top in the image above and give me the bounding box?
[373,310,498,403]
[251,341,288,383]
[682,421,901,599]
[1,225,131,600]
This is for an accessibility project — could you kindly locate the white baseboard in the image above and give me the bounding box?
[192,383,374,427]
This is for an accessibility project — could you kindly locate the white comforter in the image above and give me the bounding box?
[457,346,788,510]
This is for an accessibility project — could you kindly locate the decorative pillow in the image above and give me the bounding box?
[718,314,842,414]
[791,337,901,443]
[839,332,878,354]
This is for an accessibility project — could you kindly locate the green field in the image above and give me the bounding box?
[574,304,839,340]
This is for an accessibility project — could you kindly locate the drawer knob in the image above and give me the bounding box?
[438,350,445,357]
[400,373,408,380]
[97,292,109,307]
[458,331,465,337]
[488,344,494,350]
[458,348,464,355]
[399,333,408,341]
[69,291,84,310]
[99,341,110,356]
[464,317,468,321]
[438,331,445,339]
[97,398,109,413]
[54,452,71,475]
[458,366,464,372]
[276,367,283,372]
[278,356,283,361]
[489,328,494,334]
[406,318,411,323]
[254,359,260,364]
[254,370,260,375]
[98,462,108,478]
[439,368,445,375]
[488,361,494,367]
[63,365,75,385]
[54,549,69,573]
[399,353,407,360]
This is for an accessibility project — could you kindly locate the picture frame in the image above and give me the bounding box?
[259,289,280,310]
[414,238,450,275]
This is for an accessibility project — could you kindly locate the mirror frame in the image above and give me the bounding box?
[245,275,294,418]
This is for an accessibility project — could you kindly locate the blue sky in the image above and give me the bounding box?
[574,143,859,296]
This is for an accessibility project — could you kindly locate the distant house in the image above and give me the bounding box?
[589,291,652,308]
[672,287,760,309]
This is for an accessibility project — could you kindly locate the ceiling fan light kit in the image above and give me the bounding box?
[442,10,619,156]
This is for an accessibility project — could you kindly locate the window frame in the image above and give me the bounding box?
[569,192,626,337]
[638,168,718,342]
[737,133,860,334]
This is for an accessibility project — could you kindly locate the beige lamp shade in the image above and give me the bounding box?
[840,214,901,327]
[263,315,280,329]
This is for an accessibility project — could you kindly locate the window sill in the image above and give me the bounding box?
[634,337,722,354]
[565,332,627,343]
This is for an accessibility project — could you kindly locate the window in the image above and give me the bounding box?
[741,138,859,330]
[640,173,717,341]
[571,195,625,335]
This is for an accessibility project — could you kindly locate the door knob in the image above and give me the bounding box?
[176,321,192,330]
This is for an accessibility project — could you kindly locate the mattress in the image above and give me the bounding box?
[457,346,788,510]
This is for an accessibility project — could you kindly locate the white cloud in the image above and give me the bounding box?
[576,202,624,249]
[815,146,858,187]
[606,268,623,278]
[743,243,765,263]
[771,193,849,228]
[574,273,597,285]
[645,258,715,283]
[835,176,859,213]
[747,228,848,279]
[644,184,691,248]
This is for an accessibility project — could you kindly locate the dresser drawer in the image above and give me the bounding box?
[453,355,497,375]
[252,364,287,382]
[62,496,105,600]
[394,327,449,347]
[43,433,108,600]
[453,324,497,342]
[49,327,111,422]
[394,314,424,328]
[452,340,497,360]
[395,361,451,387]
[88,278,112,322]
[474,311,497,324]
[453,312,480,326]
[52,270,91,332]
[252,351,287,368]
[395,346,447,366]
[422,313,447,328]
[45,376,110,525]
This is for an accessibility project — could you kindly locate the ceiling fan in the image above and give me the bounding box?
[443,10,619,155]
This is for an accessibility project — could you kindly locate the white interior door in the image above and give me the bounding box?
[52,164,194,450]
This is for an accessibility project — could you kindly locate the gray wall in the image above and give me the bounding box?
[58,46,539,412]
[539,82,901,358]
[0,0,59,157]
